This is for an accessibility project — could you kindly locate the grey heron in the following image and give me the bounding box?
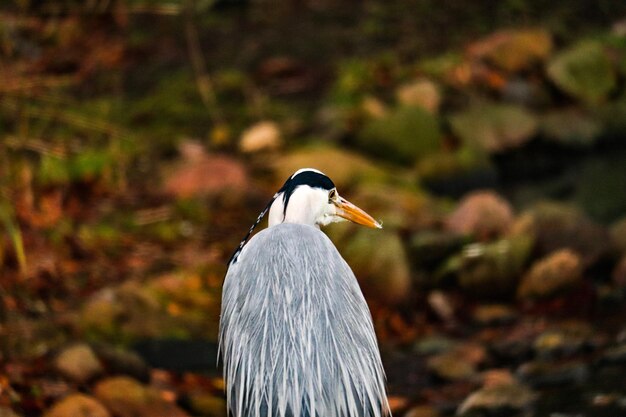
[219,168,390,417]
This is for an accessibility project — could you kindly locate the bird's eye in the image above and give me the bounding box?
[328,189,337,203]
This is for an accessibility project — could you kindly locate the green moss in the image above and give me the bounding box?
[547,41,617,104]
[358,105,442,164]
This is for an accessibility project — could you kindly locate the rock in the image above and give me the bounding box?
[611,217,626,255]
[594,98,626,138]
[456,382,535,416]
[54,344,103,384]
[574,154,626,222]
[409,230,465,270]
[427,352,477,382]
[516,360,589,387]
[79,289,124,338]
[447,235,533,298]
[185,392,227,417]
[532,322,592,358]
[449,103,538,152]
[274,145,388,190]
[547,41,617,104]
[163,142,248,198]
[361,96,389,119]
[471,304,518,326]
[501,78,546,107]
[395,79,441,114]
[488,321,544,363]
[81,286,151,340]
[595,283,625,311]
[209,123,231,147]
[480,369,516,387]
[94,376,189,417]
[428,290,456,324]
[404,404,440,417]
[614,18,626,36]
[599,344,626,364]
[413,335,459,356]
[418,52,466,86]
[388,396,410,414]
[591,393,622,407]
[427,343,486,381]
[239,121,282,153]
[142,272,220,340]
[468,29,553,72]
[446,191,514,239]
[613,256,626,287]
[349,183,435,230]
[517,249,583,299]
[330,226,411,304]
[358,105,442,164]
[511,201,612,267]
[93,344,151,383]
[44,394,111,417]
[416,147,498,197]
[330,58,375,104]
[423,381,475,415]
[80,274,221,343]
[540,109,602,147]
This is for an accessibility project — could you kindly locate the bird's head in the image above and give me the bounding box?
[268,168,382,229]
[228,168,381,265]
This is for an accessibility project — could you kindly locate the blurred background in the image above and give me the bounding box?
[2,0,626,416]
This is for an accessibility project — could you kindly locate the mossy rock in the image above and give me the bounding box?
[511,201,613,266]
[450,103,537,152]
[274,144,390,189]
[79,272,221,343]
[574,154,626,222]
[547,41,617,104]
[409,230,466,271]
[417,147,498,197]
[540,109,602,147]
[416,146,492,181]
[328,225,411,304]
[482,29,553,72]
[357,106,442,165]
[348,182,435,230]
[457,383,536,416]
[418,52,465,84]
[395,79,441,114]
[94,376,189,417]
[593,98,626,138]
[517,249,583,299]
[44,394,110,417]
[439,236,534,298]
[611,216,626,255]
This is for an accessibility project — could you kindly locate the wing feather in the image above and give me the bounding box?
[219,223,390,417]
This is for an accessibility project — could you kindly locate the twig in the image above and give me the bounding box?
[183,0,223,123]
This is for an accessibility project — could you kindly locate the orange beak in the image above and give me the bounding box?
[333,196,382,229]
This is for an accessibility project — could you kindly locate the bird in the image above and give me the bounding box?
[219,168,390,417]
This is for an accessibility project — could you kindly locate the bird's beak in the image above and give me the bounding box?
[334,196,382,229]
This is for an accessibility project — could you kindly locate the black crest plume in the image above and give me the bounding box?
[228,192,278,266]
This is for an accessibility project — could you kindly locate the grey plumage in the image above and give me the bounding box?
[219,223,389,417]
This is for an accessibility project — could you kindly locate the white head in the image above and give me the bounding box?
[268,168,381,228]
[228,168,381,265]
